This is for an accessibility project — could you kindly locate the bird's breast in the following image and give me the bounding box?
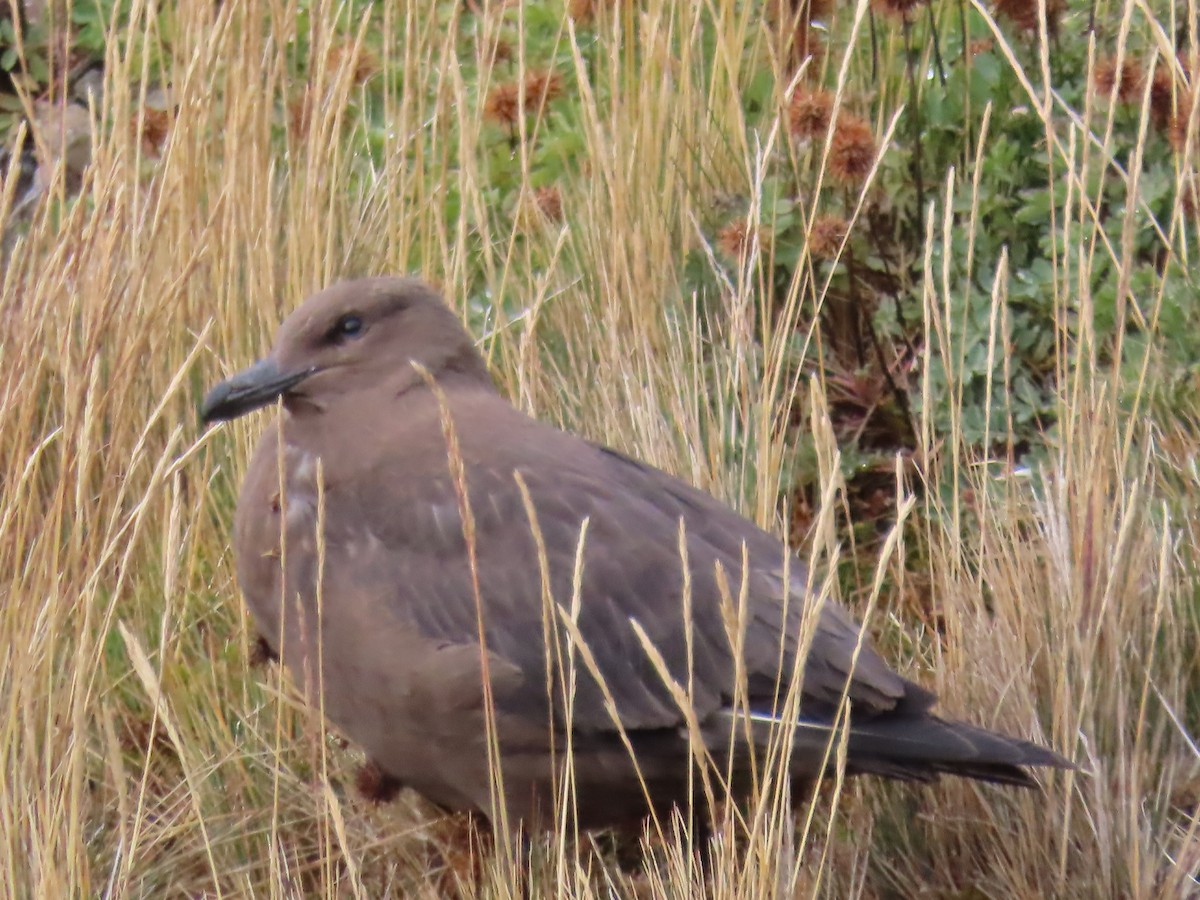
[282,447,320,531]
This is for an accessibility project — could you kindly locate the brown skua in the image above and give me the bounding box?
[201,277,1070,832]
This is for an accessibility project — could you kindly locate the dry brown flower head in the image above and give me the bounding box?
[1093,56,1144,104]
[513,185,566,230]
[133,106,172,157]
[871,0,927,22]
[828,114,877,185]
[568,0,596,22]
[568,0,621,24]
[967,38,995,57]
[1179,173,1200,218]
[1150,65,1178,128]
[716,219,764,261]
[484,81,522,126]
[485,38,514,65]
[326,42,380,87]
[808,214,849,259]
[788,87,835,140]
[534,185,564,222]
[1169,103,1196,154]
[288,90,314,139]
[993,0,1064,37]
[523,69,565,110]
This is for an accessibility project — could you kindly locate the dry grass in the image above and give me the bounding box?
[0,0,1196,896]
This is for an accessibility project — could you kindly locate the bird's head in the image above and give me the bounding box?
[200,277,492,424]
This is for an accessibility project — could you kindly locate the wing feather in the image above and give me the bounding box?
[318,407,912,735]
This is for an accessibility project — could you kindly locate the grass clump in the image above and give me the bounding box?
[0,0,1196,896]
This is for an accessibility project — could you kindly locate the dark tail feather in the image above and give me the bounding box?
[841,715,1073,786]
[718,710,1073,787]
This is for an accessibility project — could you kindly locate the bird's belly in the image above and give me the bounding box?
[271,591,503,814]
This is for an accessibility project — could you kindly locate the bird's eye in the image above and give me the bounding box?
[329,314,365,342]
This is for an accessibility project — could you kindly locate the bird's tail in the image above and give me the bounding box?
[713,708,1073,787]
[836,713,1071,786]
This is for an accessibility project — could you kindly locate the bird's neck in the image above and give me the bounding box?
[280,369,497,469]
[390,347,498,404]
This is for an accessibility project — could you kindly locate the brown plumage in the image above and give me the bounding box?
[201,277,1070,830]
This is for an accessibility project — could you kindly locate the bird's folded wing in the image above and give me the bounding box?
[332,425,912,736]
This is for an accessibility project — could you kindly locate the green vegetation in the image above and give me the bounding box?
[0,0,1196,896]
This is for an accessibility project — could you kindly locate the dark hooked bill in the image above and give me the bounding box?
[201,358,316,423]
